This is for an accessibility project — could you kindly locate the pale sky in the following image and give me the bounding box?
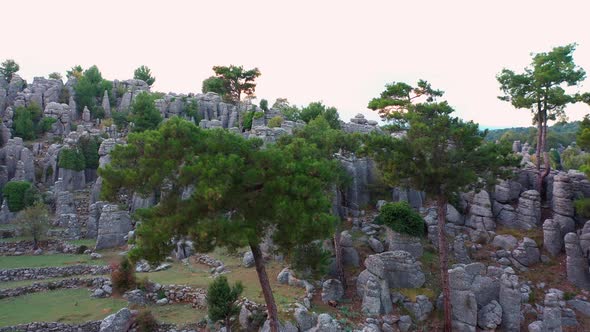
[3,0,590,128]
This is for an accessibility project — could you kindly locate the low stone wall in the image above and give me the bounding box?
[193,253,223,267]
[0,321,101,332]
[0,264,111,281]
[151,284,207,307]
[0,277,109,299]
[0,240,81,256]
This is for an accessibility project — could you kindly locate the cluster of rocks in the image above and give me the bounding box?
[490,235,542,271]
[0,321,102,332]
[0,239,81,255]
[277,268,315,307]
[357,250,426,316]
[122,283,206,308]
[0,264,110,282]
[1,276,109,299]
[292,307,342,332]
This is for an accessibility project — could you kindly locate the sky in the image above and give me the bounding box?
[3,0,590,128]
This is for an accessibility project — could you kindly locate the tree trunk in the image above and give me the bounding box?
[250,243,279,332]
[225,317,231,332]
[333,228,346,289]
[437,197,452,332]
[535,112,543,172]
[32,235,38,250]
[536,114,550,196]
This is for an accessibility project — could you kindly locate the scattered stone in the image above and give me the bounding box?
[321,279,344,304]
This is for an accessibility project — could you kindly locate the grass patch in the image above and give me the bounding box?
[495,227,543,246]
[149,303,206,324]
[67,239,97,247]
[0,288,127,325]
[395,288,436,302]
[0,254,106,269]
[144,252,304,310]
[0,236,32,243]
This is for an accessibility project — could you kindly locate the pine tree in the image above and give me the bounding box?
[207,276,243,332]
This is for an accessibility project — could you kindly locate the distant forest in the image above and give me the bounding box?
[485,121,580,150]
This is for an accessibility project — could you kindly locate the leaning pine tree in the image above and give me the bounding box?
[365,80,518,331]
[99,117,340,332]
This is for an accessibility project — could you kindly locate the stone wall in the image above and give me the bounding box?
[0,277,109,299]
[0,264,111,282]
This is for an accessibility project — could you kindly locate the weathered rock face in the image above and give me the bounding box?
[515,190,541,229]
[453,234,471,264]
[55,191,75,223]
[565,232,590,289]
[499,271,521,332]
[101,90,111,118]
[386,230,423,258]
[543,219,563,256]
[86,202,104,239]
[478,300,503,330]
[357,251,425,316]
[465,190,495,232]
[99,307,133,332]
[58,168,86,192]
[399,295,432,322]
[43,102,71,136]
[543,292,562,332]
[510,237,540,269]
[95,205,132,250]
[552,174,576,234]
[392,187,425,210]
[0,138,34,182]
[337,154,377,210]
[321,279,344,304]
[494,180,522,204]
[449,265,477,332]
[365,251,426,288]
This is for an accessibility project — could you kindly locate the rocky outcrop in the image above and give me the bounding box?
[543,219,563,256]
[386,230,423,258]
[449,265,478,332]
[43,102,71,136]
[321,279,344,304]
[515,190,541,229]
[499,271,521,331]
[337,154,377,210]
[565,232,590,289]
[99,308,133,332]
[510,237,540,269]
[478,300,502,330]
[95,205,132,250]
[552,174,576,234]
[465,190,495,233]
[494,180,522,204]
[357,251,425,315]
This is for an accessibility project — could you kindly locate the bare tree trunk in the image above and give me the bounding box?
[250,243,279,332]
[333,228,346,289]
[225,317,232,332]
[437,197,452,332]
[539,118,551,197]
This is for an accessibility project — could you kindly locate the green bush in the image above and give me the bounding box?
[13,107,35,140]
[38,117,57,134]
[242,111,255,131]
[375,201,425,237]
[253,111,264,119]
[58,148,86,171]
[112,110,130,129]
[575,198,590,219]
[78,136,100,169]
[131,93,162,132]
[267,116,283,128]
[290,242,331,279]
[259,99,269,111]
[2,181,32,212]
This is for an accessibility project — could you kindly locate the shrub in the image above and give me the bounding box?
[253,111,264,119]
[111,257,136,294]
[2,181,32,212]
[575,198,590,219]
[13,202,49,249]
[0,59,20,80]
[131,93,162,132]
[78,136,100,169]
[112,110,130,129]
[259,99,269,112]
[242,111,255,131]
[74,65,112,113]
[76,245,89,255]
[13,107,35,140]
[207,276,243,330]
[38,117,57,134]
[290,242,331,279]
[135,310,158,332]
[267,116,283,128]
[58,148,86,171]
[375,201,425,237]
